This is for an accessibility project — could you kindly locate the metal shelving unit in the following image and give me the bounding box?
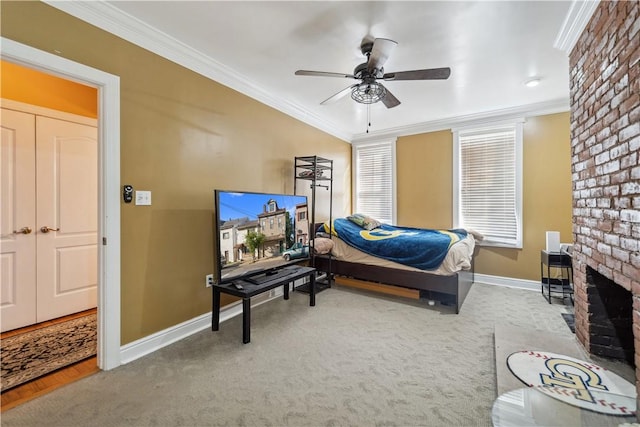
[294,156,333,292]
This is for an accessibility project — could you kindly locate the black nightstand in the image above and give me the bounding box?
[540,250,573,304]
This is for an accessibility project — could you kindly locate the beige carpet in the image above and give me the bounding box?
[2,283,633,426]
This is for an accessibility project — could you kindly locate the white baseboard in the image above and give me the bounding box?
[119,280,300,365]
[119,305,221,365]
[120,275,534,365]
[474,273,539,291]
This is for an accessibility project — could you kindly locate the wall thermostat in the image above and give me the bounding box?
[123,185,133,203]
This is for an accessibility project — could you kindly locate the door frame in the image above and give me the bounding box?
[1,37,121,370]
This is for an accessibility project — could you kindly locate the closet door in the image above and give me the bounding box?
[35,116,97,322]
[1,109,37,332]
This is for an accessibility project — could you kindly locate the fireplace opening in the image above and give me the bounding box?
[585,266,635,366]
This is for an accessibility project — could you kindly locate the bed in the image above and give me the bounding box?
[312,217,479,313]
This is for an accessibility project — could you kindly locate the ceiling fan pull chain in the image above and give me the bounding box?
[366,104,371,133]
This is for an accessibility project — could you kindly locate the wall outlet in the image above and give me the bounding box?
[205,274,214,287]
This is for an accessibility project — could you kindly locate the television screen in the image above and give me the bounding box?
[213,190,310,284]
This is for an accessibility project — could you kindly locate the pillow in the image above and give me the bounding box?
[312,237,334,255]
[346,213,382,231]
[322,220,338,236]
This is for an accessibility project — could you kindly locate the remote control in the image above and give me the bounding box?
[233,282,244,290]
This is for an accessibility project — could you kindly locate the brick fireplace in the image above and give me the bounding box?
[569,0,639,410]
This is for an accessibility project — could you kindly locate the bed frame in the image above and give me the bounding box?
[313,255,474,314]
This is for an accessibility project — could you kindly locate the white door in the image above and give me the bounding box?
[0,107,97,332]
[1,109,38,331]
[35,116,98,322]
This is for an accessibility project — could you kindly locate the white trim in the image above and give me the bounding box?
[43,0,351,143]
[120,289,288,364]
[121,311,213,365]
[451,117,526,134]
[352,98,568,143]
[474,274,539,292]
[116,273,540,364]
[43,1,571,145]
[392,138,397,225]
[1,37,122,371]
[554,1,600,54]
[1,99,97,126]
[452,130,461,229]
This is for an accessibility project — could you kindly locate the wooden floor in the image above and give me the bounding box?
[1,309,100,412]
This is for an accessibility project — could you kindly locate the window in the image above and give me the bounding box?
[298,211,306,221]
[453,122,523,248]
[352,139,396,224]
[222,232,229,240]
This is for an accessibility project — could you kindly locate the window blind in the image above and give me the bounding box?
[354,141,395,224]
[457,126,521,246]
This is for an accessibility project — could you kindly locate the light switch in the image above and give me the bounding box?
[135,190,152,206]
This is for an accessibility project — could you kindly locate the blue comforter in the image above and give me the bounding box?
[322,218,467,270]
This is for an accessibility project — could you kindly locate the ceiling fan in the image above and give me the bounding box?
[295,36,451,109]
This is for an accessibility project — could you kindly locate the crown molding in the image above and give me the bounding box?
[351,98,570,143]
[44,1,571,146]
[43,0,352,143]
[554,0,600,54]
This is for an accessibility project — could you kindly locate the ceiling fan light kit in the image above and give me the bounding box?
[351,81,386,104]
[295,36,451,110]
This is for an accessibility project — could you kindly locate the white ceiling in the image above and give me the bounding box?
[49,1,581,142]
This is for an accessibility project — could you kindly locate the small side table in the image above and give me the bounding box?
[540,250,573,304]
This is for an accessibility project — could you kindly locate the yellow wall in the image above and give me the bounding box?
[1,2,572,343]
[1,60,97,117]
[397,112,572,281]
[1,1,351,344]
[397,130,453,229]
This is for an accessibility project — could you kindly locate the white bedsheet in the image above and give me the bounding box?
[329,232,476,276]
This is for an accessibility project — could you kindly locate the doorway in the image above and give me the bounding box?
[1,37,121,370]
[1,100,98,332]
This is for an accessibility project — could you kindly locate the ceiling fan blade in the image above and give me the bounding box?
[367,38,397,73]
[383,67,451,81]
[295,70,356,79]
[381,85,401,108]
[320,85,357,105]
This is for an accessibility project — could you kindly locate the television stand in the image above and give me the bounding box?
[211,266,316,343]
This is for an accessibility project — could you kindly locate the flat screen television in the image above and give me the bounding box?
[213,190,310,285]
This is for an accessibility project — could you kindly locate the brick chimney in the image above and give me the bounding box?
[569,0,639,412]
